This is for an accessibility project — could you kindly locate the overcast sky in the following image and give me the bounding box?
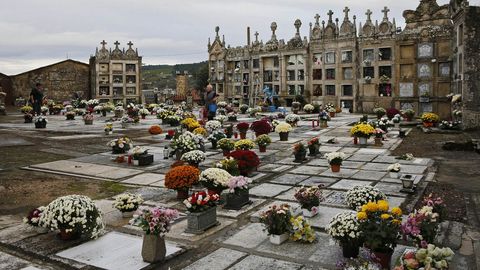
[0,0,473,75]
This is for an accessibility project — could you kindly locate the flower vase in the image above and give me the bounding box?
[185,206,218,234]
[141,234,166,263]
[122,211,135,218]
[239,132,247,139]
[269,233,289,245]
[175,150,183,161]
[58,229,80,241]
[176,188,189,200]
[358,137,367,145]
[224,189,250,210]
[331,164,341,172]
[279,132,289,141]
[374,137,383,146]
[308,145,318,156]
[133,159,139,166]
[294,152,306,163]
[259,145,267,152]
[372,250,393,269]
[341,243,360,258]
[394,122,400,129]
[211,141,217,149]
[389,172,399,178]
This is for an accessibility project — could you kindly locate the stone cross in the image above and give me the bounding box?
[366,9,372,22]
[271,22,277,35]
[294,19,302,34]
[254,31,259,42]
[215,26,220,37]
[343,7,350,21]
[114,41,120,48]
[314,14,320,25]
[327,10,334,22]
[127,41,133,49]
[382,6,390,20]
[100,40,107,48]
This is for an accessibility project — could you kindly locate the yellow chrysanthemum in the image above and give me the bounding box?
[381,213,391,220]
[392,219,402,225]
[357,211,367,220]
[361,204,368,212]
[391,207,402,216]
[377,200,389,211]
[365,201,378,212]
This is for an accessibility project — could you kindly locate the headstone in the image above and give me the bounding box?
[399,83,414,97]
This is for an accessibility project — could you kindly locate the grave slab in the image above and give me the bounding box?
[275,157,299,165]
[249,183,291,198]
[346,154,377,162]
[340,161,365,169]
[228,255,303,270]
[398,164,428,174]
[0,251,30,270]
[165,217,235,242]
[269,173,309,185]
[289,166,328,176]
[56,232,182,270]
[183,248,247,270]
[318,146,342,153]
[255,235,320,261]
[355,148,388,155]
[258,164,293,173]
[121,173,165,186]
[360,162,389,171]
[319,168,359,178]
[223,223,268,249]
[308,206,351,229]
[300,176,339,187]
[323,191,347,207]
[305,159,330,167]
[217,199,266,218]
[374,182,406,197]
[351,170,387,181]
[329,179,373,190]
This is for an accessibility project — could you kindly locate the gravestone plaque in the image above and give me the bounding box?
[418,64,431,78]
[400,102,414,111]
[420,103,433,113]
[418,83,431,96]
[418,43,433,58]
[399,83,414,97]
[439,63,450,77]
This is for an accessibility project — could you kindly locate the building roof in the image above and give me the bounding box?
[12,59,89,77]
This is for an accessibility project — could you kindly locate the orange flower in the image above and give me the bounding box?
[165,165,199,190]
[148,125,163,135]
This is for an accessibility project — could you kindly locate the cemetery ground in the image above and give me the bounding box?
[0,110,480,269]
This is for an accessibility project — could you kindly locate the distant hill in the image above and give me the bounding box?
[142,61,208,90]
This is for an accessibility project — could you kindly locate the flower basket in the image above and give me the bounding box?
[185,206,218,234]
[224,189,250,210]
[279,132,289,141]
[142,235,166,263]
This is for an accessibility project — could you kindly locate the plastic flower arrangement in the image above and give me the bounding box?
[39,195,105,239]
[356,200,402,253]
[208,130,227,143]
[138,108,149,116]
[255,134,272,147]
[112,193,144,212]
[260,204,292,236]
[164,165,200,190]
[422,194,446,222]
[217,138,235,151]
[205,120,222,132]
[130,207,179,236]
[373,107,387,118]
[421,113,439,123]
[350,123,375,138]
[327,212,363,247]
[23,207,45,226]
[234,139,255,150]
[388,163,401,172]
[294,186,323,211]
[21,105,33,114]
[290,215,316,243]
[199,168,232,189]
[308,137,320,146]
[181,150,206,164]
[108,137,133,153]
[216,157,240,176]
[285,114,301,125]
[181,117,201,130]
[148,125,163,135]
[325,151,346,165]
[345,185,387,210]
[193,127,208,137]
[227,176,250,193]
[228,150,260,176]
[401,206,440,246]
[275,122,293,133]
[303,104,315,113]
[236,122,250,132]
[251,119,272,135]
[183,191,220,213]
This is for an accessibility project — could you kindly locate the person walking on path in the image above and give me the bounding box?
[30,83,44,116]
[204,84,217,121]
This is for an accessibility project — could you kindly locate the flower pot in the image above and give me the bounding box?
[222,149,230,156]
[353,136,358,144]
[185,206,218,234]
[105,131,113,135]
[224,189,250,210]
[58,229,80,241]
[189,162,199,168]
[141,234,166,263]
[137,154,154,166]
[269,233,289,245]
[133,159,139,166]
[279,132,289,141]
[84,119,93,125]
[24,118,33,123]
[294,152,306,162]
[389,172,399,178]
[329,112,335,117]
[302,207,318,217]
[211,141,218,149]
[35,122,47,128]
[308,145,318,156]
[342,243,360,258]
[423,122,434,128]
[122,211,135,218]
[112,147,126,154]
[374,137,383,146]
[141,115,146,120]
[331,164,341,172]
[175,150,184,161]
[102,111,107,117]
[259,145,267,152]
[176,188,189,200]
[372,250,393,269]
[239,132,247,139]
[358,137,367,145]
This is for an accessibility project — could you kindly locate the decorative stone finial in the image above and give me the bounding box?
[215,26,220,37]
[327,10,334,22]
[366,9,372,22]
[314,14,320,26]
[127,41,133,49]
[382,6,390,21]
[294,19,302,34]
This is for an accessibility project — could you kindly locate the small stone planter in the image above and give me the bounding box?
[142,234,166,263]
[269,233,289,245]
[389,171,399,178]
[185,206,219,234]
[135,154,154,166]
[358,137,368,145]
[224,189,250,210]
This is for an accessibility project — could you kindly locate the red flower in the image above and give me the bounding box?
[228,150,260,175]
[236,122,250,131]
[250,120,272,135]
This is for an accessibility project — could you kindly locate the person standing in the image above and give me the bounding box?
[204,84,217,120]
[30,83,44,116]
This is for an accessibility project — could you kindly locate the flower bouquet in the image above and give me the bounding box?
[255,134,271,152]
[307,137,320,156]
[251,119,272,136]
[205,120,222,132]
[199,168,232,193]
[275,122,293,141]
[218,138,235,156]
[39,195,105,240]
[227,112,237,122]
[401,205,441,246]
[303,104,315,113]
[294,186,323,217]
[83,113,94,125]
[181,117,201,131]
[225,176,251,210]
[170,131,203,158]
[108,137,133,154]
[214,114,227,123]
[290,215,316,243]
[181,150,206,167]
[228,150,260,176]
[234,139,255,150]
[166,115,182,126]
[421,113,439,127]
[193,127,207,137]
[325,151,346,172]
[260,204,292,245]
[422,194,446,222]
[350,123,375,144]
[207,130,226,149]
[138,108,149,119]
[285,114,301,126]
[23,207,45,228]
[113,193,144,217]
[130,207,179,262]
[345,185,387,210]
[236,122,250,138]
[216,157,240,176]
[165,165,200,198]
[373,107,387,119]
[327,212,363,258]
[21,105,33,114]
[65,111,76,120]
[293,142,307,162]
[148,125,163,135]
[387,163,401,178]
[395,245,454,270]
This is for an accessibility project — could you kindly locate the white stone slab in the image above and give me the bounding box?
[355,148,388,155]
[320,168,359,178]
[121,173,165,185]
[183,248,247,270]
[351,170,387,181]
[56,232,182,270]
[223,223,268,249]
[329,179,374,190]
[289,166,328,176]
[229,255,303,270]
[249,183,291,198]
[48,134,101,140]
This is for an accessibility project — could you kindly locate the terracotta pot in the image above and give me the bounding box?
[331,164,341,172]
[239,132,247,139]
[141,234,166,263]
[259,145,267,152]
[279,132,289,141]
[353,136,358,144]
[342,243,360,258]
[372,250,393,269]
[59,229,79,241]
[176,188,189,200]
[423,122,434,128]
[329,112,335,117]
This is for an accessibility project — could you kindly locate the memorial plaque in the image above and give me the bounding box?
[418,63,431,78]
[418,83,431,96]
[439,63,450,77]
[420,103,433,113]
[418,43,433,58]
[399,83,414,97]
[400,102,414,111]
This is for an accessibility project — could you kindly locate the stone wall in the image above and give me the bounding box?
[462,6,480,129]
[0,73,14,105]
[11,60,90,102]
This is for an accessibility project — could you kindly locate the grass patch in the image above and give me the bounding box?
[100,181,129,194]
